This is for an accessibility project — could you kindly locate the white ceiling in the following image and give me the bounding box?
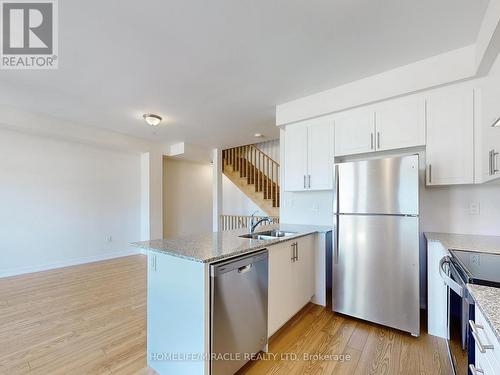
[0,0,488,149]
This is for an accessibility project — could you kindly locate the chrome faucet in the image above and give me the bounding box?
[249,211,272,233]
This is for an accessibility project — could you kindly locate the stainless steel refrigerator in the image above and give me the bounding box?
[333,154,420,336]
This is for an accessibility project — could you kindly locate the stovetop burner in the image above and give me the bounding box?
[450,249,500,288]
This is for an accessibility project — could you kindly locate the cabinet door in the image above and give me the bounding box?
[268,241,295,337]
[293,235,315,311]
[426,87,475,185]
[283,124,308,191]
[334,109,376,156]
[426,242,448,338]
[477,80,500,183]
[307,118,334,190]
[375,97,426,151]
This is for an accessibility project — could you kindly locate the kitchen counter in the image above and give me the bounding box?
[467,284,500,342]
[132,223,332,263]
[425,232,500,255]
[140,224,332,374]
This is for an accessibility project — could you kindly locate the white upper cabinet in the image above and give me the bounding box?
[334,98,426,157]
[334,110,375,156]
[375,97,426,151]
[283,117,334,191]
[307,119,334,190]
[426,86,475,186]
[476,77,500,183]
[283,124,308,191]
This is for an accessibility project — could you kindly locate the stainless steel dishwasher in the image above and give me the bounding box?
[210,249,268,375]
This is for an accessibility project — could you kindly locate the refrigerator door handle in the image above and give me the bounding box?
[334,164,340,265]
[334,218,339,264]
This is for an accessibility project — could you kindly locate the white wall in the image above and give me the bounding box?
[222,174,261,216]
[255,139,280,163]
[163,158,213,237]
[422,182,500,236]
[280,191,334,226]
[0,129,142,277]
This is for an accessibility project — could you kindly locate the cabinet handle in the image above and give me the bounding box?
[370,133,374,150]
[303,175,306,189]
[428,164,432,184]
[469,365,484,375]
[308,175,311,189]
[489,150,493,176]
[489,150,499,175]
[492,116,500,127]
[494,150,499,174]
[295,242,299,261]
[377,132,380,149]
[291,243,295,262]
[469,320,494,353]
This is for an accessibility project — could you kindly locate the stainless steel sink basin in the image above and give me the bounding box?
[239,230,297,240]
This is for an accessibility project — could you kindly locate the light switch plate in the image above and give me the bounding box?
[469,202,480,215]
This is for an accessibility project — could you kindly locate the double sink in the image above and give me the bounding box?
[239,229,297,241]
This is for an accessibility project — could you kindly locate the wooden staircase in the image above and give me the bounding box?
[222,144,280,217]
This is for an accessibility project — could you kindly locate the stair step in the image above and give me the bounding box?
[222,146,280,215]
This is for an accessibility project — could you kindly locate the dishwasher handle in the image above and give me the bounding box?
[211,249,268,277]
[238,264,253,274]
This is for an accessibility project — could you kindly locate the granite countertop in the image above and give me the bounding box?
[467,284,500,343]
[425,232,500,255]
[131,223,332,263]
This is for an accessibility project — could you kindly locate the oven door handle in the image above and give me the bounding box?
[439,256,464,297]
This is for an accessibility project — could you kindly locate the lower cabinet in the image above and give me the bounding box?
[426,240,448,338]
[472,305,500,374]
[268,235,315,337]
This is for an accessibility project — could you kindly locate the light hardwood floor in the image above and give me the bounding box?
[0,255,451,375]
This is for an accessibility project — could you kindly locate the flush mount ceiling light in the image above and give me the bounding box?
[254,133,264,138]
[143,113,162,126]
[492,117,500,128]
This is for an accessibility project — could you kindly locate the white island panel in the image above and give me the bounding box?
[147,252,208,375]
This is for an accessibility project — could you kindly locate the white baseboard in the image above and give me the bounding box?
[0,249,142,278]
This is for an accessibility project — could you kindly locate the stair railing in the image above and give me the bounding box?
[219,214,280,231]
[222,144,280,208]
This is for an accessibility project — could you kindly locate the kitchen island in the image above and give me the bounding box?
[132,224,332,375]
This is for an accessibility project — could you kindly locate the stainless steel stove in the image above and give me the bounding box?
[451,250,500,287]
[441,249,500,375]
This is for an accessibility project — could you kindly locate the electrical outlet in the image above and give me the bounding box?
[470,254,480,266]
[312,203,320,212]
[469,202,480,215]
[106,235,113,242]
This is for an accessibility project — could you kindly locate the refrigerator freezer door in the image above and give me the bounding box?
[337,155,419,215]
[333,214,420,335]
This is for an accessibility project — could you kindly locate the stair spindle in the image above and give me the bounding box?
[272,164,274,205]
[221,144,280,214]
[246,145,249,179]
